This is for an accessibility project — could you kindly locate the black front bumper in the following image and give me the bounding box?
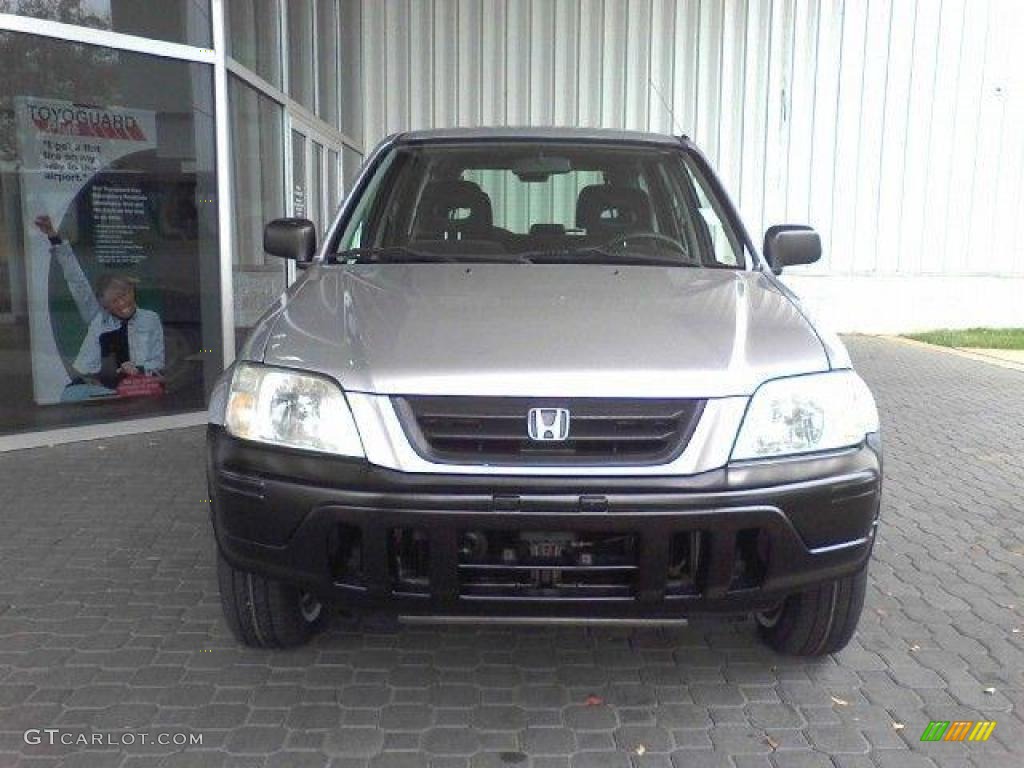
[208,426,882,618]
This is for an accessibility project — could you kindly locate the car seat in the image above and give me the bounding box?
[412,180,496,243]
[575,184,654,239]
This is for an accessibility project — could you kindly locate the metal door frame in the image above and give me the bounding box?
[284,112,346,284]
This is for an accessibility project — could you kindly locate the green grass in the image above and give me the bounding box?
[905,327,1024,350]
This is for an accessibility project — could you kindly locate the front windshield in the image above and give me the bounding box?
[331,141,746,268]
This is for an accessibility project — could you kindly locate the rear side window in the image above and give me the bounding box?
[659,158,744,267]
[462,169,605,234]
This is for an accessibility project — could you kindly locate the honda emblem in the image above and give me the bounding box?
[527,408,571,441]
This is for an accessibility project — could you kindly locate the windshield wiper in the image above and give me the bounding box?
[329,246,456,264]
[518,247,698,268]
[331,246,535,265]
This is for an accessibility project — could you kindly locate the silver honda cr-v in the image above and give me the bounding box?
[207,127,881,656]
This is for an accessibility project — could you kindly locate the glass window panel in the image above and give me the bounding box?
[286,0,315,111]
[341,146,363,193]
[226,0,282,87]
[464,169,604,233]
[331,143,746,270]
[327,148,340,215]
[291,131,307,218]
[677,160,743,267]
[316,0,340,127]
[310,142,323,232]
[0,31,221,436]
[337,148,392,252]
[339,0,362,146]
[3,0,212,47]
[228,75,285,339]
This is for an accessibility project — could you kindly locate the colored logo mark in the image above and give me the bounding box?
[920,721,997,742]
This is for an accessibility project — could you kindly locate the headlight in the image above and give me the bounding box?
[731,370,878,461]
[225,363,365,456]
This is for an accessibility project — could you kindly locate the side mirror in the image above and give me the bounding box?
[264,218,317,261]
[763,225,821,275]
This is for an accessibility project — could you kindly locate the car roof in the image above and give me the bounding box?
[394,126,689,147]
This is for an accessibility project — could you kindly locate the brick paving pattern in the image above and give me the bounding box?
[0,336,1022,767]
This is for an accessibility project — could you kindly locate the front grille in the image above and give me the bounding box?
[330,519,772,602]
[393,396,705,465]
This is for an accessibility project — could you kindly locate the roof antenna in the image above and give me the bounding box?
[648,76,686,138]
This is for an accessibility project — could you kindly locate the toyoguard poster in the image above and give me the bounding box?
[15,97,157,404]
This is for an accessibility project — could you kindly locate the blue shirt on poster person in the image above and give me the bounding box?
[35,215,165,390]
[72,299,165,381]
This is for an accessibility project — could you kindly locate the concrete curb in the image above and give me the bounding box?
[880,334,1024,373]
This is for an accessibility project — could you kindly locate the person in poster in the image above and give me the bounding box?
[16,96,161,404]
[34,214,165,399]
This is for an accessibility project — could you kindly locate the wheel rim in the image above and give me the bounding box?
[299,592,322,623]
[755,602,784,628]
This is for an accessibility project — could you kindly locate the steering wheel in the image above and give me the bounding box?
[605,231,691,259]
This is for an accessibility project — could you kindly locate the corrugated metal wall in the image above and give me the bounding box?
[354,0,1024,279]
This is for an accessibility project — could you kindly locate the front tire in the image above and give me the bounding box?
[755,564,868,656]
[217,549,327,648]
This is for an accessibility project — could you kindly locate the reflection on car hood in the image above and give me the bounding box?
[262,263,830,398]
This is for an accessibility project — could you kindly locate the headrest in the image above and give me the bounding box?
[575,185,653,234]
[415,180,493,234]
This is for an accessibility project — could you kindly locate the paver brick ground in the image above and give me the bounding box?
[0,336,1022,767]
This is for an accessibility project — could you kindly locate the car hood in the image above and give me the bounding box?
[262,263,829,398]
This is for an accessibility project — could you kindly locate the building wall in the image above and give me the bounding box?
[354,0,1024,332]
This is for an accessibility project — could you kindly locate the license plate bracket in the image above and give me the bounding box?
[521,531,575,562]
